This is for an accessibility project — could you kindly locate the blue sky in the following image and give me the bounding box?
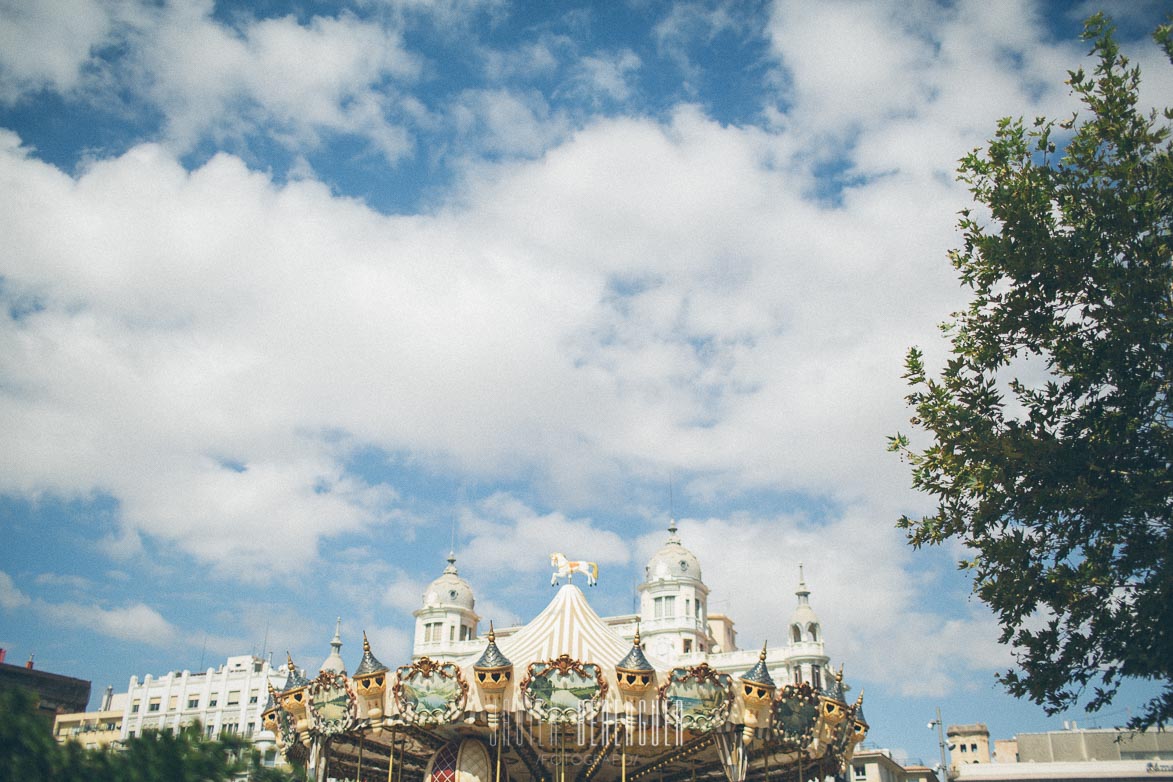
[0,0,1169,768]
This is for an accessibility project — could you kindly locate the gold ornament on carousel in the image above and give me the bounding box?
[352,631,390,733]
[739,643,776,745]
[845,690,869,763]
[614,624,656,734]
[472,622,513,731]
[279,653,312,745]
[816,665,849,749]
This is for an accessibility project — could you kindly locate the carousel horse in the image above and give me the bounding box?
[550,552,598,587]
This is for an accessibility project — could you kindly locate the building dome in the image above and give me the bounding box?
[644,520,701,582]
[423,552,475,611]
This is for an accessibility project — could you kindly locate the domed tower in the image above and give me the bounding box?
[319,617,347,675]
[637,520,710,663]
[785,564,830,689]
[413,551,480,658]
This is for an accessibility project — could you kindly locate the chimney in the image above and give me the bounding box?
[0,647,6,664]
[102,685,114,711]
[26,653,35,670]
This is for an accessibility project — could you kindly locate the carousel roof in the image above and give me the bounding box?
[473,623,511,669]
[354,631,388,676]
[494,584,657,668]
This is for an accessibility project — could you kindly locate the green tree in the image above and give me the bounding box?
[0,686,300,781]
[890,14,1172,728]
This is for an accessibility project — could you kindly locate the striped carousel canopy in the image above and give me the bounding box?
[495,584,659,671]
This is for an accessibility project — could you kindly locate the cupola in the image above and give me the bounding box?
[319,617,346,675]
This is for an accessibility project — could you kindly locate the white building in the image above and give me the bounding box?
[410,521,837,693]
[119,653,288,749]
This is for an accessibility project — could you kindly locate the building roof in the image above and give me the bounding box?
[421,552,476,611]
[644,520,702,583]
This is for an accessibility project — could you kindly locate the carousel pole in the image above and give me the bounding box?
[357,736,364,782]
[386,730,395,782]
[495,725,502,782]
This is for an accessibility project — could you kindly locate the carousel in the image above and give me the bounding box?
[262,542,868,782]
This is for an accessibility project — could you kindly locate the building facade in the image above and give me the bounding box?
[118,654,287,747]
[949,724,1173,782]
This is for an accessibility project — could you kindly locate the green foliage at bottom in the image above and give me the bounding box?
[0,687,303,782]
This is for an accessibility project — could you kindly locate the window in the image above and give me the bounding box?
[960,745,968,754]
[653,595,676,619]
[205,725,214,738]
[208,698,217,708]
[249,691,258,704]
[128,730,136,739]
[449,625,456,642]
[148,698,161,712]
[246,723,255,737]
[685,599,691,618]
[131,701,140,714]
[227,691,240,706]
[812,666,822,691]
[808,623,820,642]
[683,639,692,653]
[187,697,199,709]
[791,624,802,643]
[793,668,802,685]
[424,622,442,643]
[854,765,867,780]
[460,625,472,641]
[695,601,702,619]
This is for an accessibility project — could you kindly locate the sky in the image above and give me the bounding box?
[0,0,1169,769]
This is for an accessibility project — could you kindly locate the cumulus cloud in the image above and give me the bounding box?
[0,0,122,101]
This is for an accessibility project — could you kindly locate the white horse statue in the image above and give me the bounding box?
[550,552,598,587]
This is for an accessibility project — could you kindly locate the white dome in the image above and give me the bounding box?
[644,522,702,582]
[423,553,475,611]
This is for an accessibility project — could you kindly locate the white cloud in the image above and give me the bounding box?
[459,494,632,577]
[0,570,31,611]
[0,0,121,101]
[2,568,180,646]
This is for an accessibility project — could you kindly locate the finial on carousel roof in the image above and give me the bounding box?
[354,631,388,676]
[474,621,512,669]
[616,623,654,673]
[854,689,868,726]
[616,622,655,697]
[263,680,281,712]
[824,664,847,700]
[741,642,775,687]
[284,653,310,689]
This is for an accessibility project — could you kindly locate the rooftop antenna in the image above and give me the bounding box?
[261,621,270,662]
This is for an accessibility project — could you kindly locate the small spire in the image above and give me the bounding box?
[741,642,774,687]
[475,621,511,670]
[667,518,680,543]
[796,563,810,605]
[444,550,458,575]
[354,630,388,676]
[616,625,654,673]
